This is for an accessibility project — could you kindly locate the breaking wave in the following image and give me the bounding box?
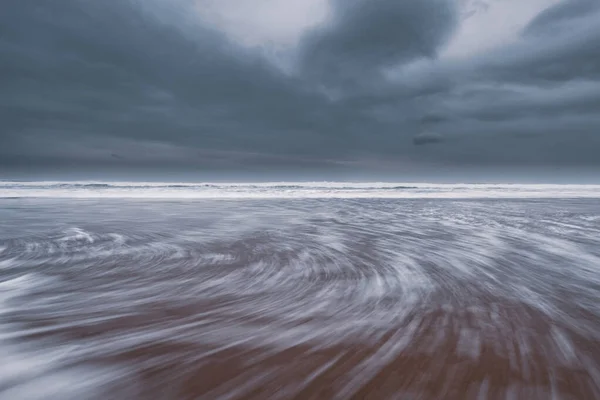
[2,181,600,198]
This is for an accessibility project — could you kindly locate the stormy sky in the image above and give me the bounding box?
[1,0,600,181]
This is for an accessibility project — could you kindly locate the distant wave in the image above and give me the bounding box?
[0,183,419,191]
[52,183,112,188]
[1,181,600,199]
[0,182,419,189]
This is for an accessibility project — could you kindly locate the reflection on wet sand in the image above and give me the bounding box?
[1,198,599,399]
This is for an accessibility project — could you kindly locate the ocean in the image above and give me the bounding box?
[1,182,600,399]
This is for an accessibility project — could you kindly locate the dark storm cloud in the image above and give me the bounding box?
[413,132,444,146]
[1,0,600,178]
[299,0,457,88]
[365,0,600,169]
[480,1,600,84]
[524,0,599,36]
[0,0,341,168]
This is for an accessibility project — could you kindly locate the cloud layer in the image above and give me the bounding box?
[1,0,599,179]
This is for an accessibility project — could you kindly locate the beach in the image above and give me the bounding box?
[1,188,599,399]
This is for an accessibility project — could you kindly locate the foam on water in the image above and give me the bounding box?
[1,197,600,398]
[2,181,600,198]
[0,275,126,400]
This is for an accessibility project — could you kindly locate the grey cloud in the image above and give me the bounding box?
[299,0,458,88]
[523,0,600,37]
[1,0,600,179]
[476,1,600,84]
[0,0,345,168]
[413,132,444,146]
[372,0,600,138]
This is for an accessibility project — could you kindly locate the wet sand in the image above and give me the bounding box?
[1,198,600,399]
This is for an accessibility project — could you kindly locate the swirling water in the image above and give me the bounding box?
[1,192,600,399]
